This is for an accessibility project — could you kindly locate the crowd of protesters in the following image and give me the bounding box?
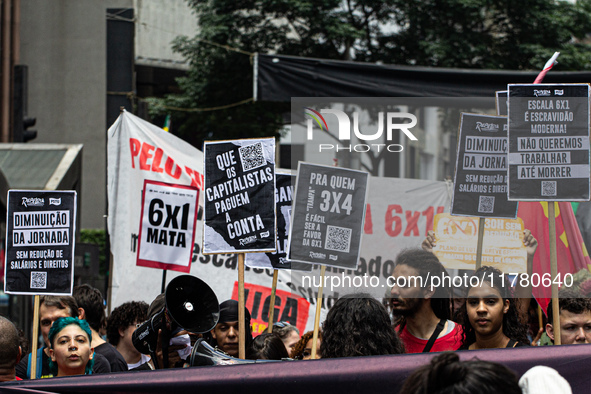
[1,229,589,393]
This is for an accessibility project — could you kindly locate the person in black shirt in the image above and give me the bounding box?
[73,284,128,372]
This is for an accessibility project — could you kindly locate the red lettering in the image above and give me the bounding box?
[185,166,204,189]
[436,206,444,215]
[139,142,155,171]
[404,211,420,236]
[364,204,373,234]
[164,157,182,179]
[422,207,434,235]
[385,205,402,237]
[129,138,141,169]
[152,148,165,173]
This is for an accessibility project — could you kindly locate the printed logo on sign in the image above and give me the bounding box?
[533,89,551,97]
[555,90,564,96]
[260,231,270,238]
[49,198,61,206]
[22,197,44,207]
[475,122,499,132]
[239,235,257,246]
[305,107,418,153]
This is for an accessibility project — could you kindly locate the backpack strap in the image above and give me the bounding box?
[422,319,446,353]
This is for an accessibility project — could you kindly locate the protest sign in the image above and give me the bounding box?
[508,83,590,201]
[496,91,508,116]
[245,172,312,272]
[203,138,277,254]
[136,180,199,273]
[288,163,369,269]
[452,113,517,218]
[4,190,76,295]
[231,281,310,336]
[432,213,527,273]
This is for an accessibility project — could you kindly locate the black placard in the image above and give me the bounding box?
[288,162,369,269]
[203,138,276,253]
[508,84,590,201]
[452,113,517,218]
[4,190,76,295]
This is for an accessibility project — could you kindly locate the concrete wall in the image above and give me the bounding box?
[19,0,196,229]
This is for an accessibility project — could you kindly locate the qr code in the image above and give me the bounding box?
[31,272,47,289]
[542,181,557,196]
[238,142,266,171]
[325,225,352,253]
[478,196,495,213]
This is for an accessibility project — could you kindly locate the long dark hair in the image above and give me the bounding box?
[246,333,289,360]
[459,266,529,348]
[400,352,521,394]
[393,249,452,330]
[321,294,404,358]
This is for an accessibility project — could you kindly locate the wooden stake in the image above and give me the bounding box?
[548,202,561,345]
[475,218,486,270]
[267,269,279,333]
[30,295,40,379]
[238,253,246,358]
[311,265,326,359]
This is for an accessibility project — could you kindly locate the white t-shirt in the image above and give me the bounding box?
[127,353,151,370]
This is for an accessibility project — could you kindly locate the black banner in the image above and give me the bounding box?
[508,83,590,201]
[203,138,276,253]
[452,113,517,218]
[4,190,76,295]
[288,163,369,269]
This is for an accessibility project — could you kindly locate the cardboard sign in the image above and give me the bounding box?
[245,173,312,272]
[136,180,199,273]
[4,190,76,295]
[508,83,591,201]
[451,113,517,218]
[288,162,369,269]
[203,138,277,254]
[231,281,310,336]
[432,213,527,273]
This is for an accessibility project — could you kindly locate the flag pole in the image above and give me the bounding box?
[475,218,486,270]
[267,269,279,333]
[238,253,246,358]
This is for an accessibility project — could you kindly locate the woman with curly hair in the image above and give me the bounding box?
[458,266,530,349]
[321,294,404,358]
[290,331,321,360]
[48,317,94,377]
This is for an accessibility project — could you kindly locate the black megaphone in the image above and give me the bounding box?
[132,275,220,355]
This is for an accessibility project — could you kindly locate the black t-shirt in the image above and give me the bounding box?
[95,342,128,372]
[16,346,111,379]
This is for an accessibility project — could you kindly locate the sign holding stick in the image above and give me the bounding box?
[203,138,277,359]
[203,138,277,254]
[4,190,77,379]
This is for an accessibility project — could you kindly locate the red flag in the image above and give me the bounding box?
[517,202,591,313]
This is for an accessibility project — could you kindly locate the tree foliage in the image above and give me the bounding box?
[150,0,591,147]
